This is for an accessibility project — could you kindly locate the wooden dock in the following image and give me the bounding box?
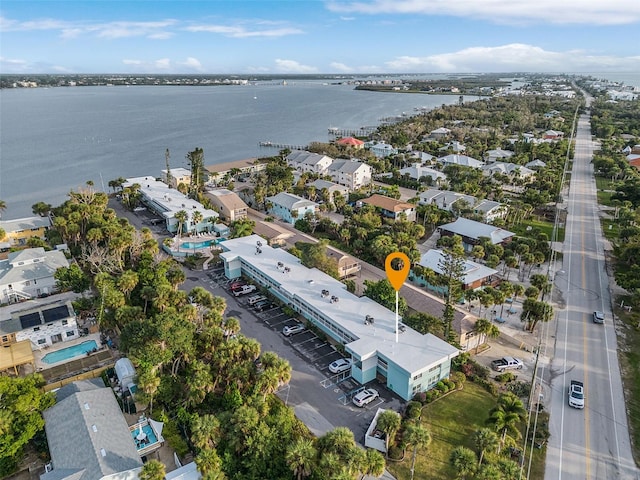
[258,141,308,150]
[327,126,376,137]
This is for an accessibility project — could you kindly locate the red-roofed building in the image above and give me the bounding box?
[629,157,640,170]
[336,137,364,149]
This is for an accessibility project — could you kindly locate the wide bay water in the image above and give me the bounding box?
[0,82,470,218]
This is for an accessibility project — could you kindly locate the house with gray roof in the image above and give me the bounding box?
[398,164,446,185]
[438,217,515,252]
[481,162,535,180]
[307,179,349,199]
[266,192,318,224]
[286,151,333,175]
[0,248,69,304]
[484,148,514,163]
[428,127,451,139]
[437,154,484,169]
[473,199,508,223]
[327,159,372,190]
[438,141,467,153]
[418,189,476,212]
[525,159,547,169]
[0,216,52,249]
[366,142,398,158]
[417,249,498,291]
[41,379,143,480]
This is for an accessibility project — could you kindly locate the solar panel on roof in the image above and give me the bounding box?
[42,305,70,323]
[20,312,42,329]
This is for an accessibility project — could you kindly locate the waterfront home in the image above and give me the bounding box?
[41,379,144,480]
[361,194,416,222]
[205,188,248,222]
[336,137,365,149]
[161,167,191,189]
[266,192,318,224]
[327,159,373,191]
[0,248,69,304]
[398,164,447,185]
[0,300,78,350]
[124,176,219,234]
[204,158,267,184]
[286,151,333,175]
[366,141,398,158]
[0,216,51,249]
[438,217,515,252]
[437,154,484,169]
[219,235,459,401]
[416,249,499,291]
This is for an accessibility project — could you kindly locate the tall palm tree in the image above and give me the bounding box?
[485,392,526,452]
[360,448,385,479]
[192,210,204,233]
[473,318,500,353]
[376,410,401,456]
[139,459,166,480]
[449,445,477,480]
[191,414,221,451]
[473,427,499,467]
[404,423,431,480]
[285,438,316,480]
[174,209,189,238]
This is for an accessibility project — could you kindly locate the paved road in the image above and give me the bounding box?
[544,111,638,479]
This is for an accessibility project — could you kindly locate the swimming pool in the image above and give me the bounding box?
[42,340,98,364]
[131,423,158,449]
[181,239,218,249]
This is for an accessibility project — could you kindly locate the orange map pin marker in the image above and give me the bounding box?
[385,252,410,291]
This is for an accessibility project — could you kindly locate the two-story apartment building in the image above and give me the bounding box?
[327,160,372,191]
[219,235,459,401]
[0,300,78,349]
[286,151,333,175]
[205,188,248,222]
[366,142,398,158]
[0,248,69,304]
[161,168,191,190]
[361,194,416,222]
[266,192,318,224]
[0,216,52,248]
[418,189,507,223]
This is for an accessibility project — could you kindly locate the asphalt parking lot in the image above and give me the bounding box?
[185,270,404,441]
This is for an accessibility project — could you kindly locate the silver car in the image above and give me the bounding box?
[352,388,379,407]
[593,311,605,324]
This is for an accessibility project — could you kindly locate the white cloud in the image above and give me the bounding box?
[383,43,640,73]
[122,59,142,65]
[185,23,303,38]
[274,59,318,73]
[326,0,640,25]
[329,62,354,73]
[0,56,29,73]
[179,57,204,71]
[154,58,171,70]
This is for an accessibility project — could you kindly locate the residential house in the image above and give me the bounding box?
[0,216,52,249]
[327,160,373,190]
[252,221,295,247]
[0,300,78,349]
[543,129,564,140]
[366,142,398,158]
[398,164,447,185]
[362,194,416,222]
[205,188,248,222]
[428,127,451,140]
[438,217,515,252]
[124,176,219,234]
[437,154,484,169]
[161,168,191,189]
[204,158,267,184]
[418,189,476,212]
[484,148,514,163]
[0,248,69,304]
[525,159,547,169]
[439,141,467,153]
[336,137,365,149]
[41,379,144,480]
[286,151,333,175]
[307,179,350,200]
[474,200,508,223]
[481,162,535,180]
[266,192,318,224]
[326,246,361,279]
[408,151,436,164]
[219,235,459,401]
[416,249,499,291]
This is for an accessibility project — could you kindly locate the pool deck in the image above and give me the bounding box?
[33,333,104,370]
[129,417,164,457]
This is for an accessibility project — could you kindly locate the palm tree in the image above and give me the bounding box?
[359,448,385,479]
[137,369,160,413]
[404,423,431,480]
[473,428,499,467]
[449,445,477,479]
[139,459,166,480]
[285,438,316,480]
[174,209,189,238]
[0,199,5,219]
[485,392,526,452]
[192,210,204,233]
[473,318,499,353]
[191,414,221,451]
[195,448,225,478]
[376,410,401,456]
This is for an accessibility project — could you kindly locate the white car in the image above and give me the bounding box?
[593,311,605,324]
[282,323,305,337]
[352,388,379,407]
[329,358,352,374]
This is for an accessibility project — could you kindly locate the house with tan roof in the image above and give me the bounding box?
[361,194,416,222]
[205,188,248,222]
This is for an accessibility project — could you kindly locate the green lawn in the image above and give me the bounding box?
[597,190,614,207]
[388,383,496,480]
[595,176,615,191]
[511,219,565,243]
[600,218,620,240]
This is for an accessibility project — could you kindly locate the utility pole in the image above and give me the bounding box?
[165,148,172,188]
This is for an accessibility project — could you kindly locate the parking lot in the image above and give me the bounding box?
[196,270,401,438]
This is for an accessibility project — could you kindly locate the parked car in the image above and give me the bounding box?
[253,301,273,311]
[593,311,605,324]
[233,285,257,297]
[352,388,379,407]
[282,323,305,336]
[229,281,245,290]
[329,358,352,374]
[247,295,267,306]
[490,356,524,372]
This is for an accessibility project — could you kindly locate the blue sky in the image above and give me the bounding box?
[1,0,639,74]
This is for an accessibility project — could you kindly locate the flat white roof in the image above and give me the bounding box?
[124,176,218,221]
[221,235,458,374]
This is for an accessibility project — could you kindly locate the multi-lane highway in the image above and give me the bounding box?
[544,108,638,479]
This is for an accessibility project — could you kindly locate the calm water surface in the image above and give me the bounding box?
[1,82,468,218]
